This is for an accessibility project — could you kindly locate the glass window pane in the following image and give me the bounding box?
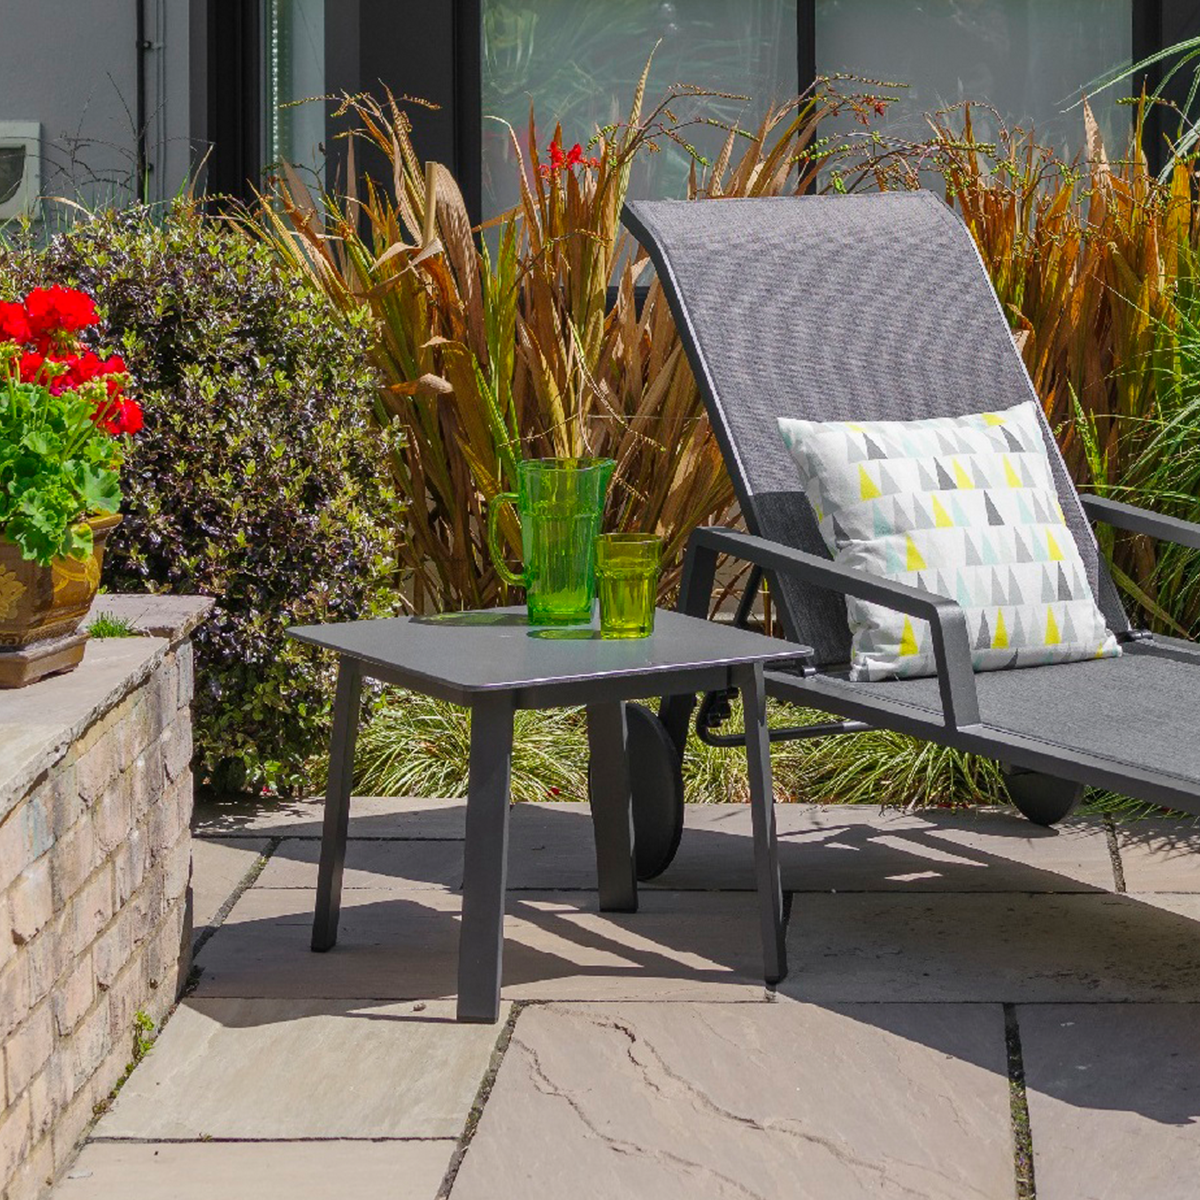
[816,0,1132,154]
[481,0,798,218]
[264,0,326,182]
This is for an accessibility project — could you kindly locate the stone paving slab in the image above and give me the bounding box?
[190,837,270,928]
[1113,817,1200,891]
[54,1140,455,1200]
[451,1000,1014,1200]
[193,795,467,840]
[1020,1004,1200,1200]
[255,837,463,890]
[94,998,501,1140]
[781,891,1200,1003]
[506,802,1117,892]
[193,886,770,1002]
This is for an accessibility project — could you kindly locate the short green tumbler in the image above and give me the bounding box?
[596,533,660,639]
[487,458,616,624]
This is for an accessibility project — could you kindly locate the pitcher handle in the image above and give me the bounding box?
[487,492,525,588]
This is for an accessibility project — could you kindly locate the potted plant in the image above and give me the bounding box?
[0,285,143,686]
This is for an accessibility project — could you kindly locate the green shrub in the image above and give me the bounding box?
[0,204,400,793]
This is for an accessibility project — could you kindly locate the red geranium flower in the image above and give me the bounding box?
[0,301,32,344]
[99,397,143,436]
[24,285,99,339]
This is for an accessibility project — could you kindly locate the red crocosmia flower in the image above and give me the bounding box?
[0,301,32,344]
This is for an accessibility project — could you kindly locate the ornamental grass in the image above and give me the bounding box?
[258,69,893,614]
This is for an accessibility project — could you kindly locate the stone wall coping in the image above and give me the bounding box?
[0,594,212,820]
[86,593,214,643]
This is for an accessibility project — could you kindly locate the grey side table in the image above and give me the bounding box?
[288,608,809,1023]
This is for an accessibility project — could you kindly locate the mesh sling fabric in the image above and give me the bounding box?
[622,192,1129,668]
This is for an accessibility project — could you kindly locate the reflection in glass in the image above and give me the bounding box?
[816,0,1133,156]
[264,0,326,184]
[481,0,798,218]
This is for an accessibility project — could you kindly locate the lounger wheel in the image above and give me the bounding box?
[1002,765,1084,826]
[588,702,684,880]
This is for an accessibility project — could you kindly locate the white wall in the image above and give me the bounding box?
[0,0,194,214]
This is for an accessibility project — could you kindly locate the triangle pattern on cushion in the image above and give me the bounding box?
[775,400,1121,683]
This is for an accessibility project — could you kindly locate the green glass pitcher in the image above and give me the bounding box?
[487,458,616,624]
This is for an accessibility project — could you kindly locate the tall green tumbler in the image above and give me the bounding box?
[487,458,616,624]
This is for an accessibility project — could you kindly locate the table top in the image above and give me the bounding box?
[288,608,810,705]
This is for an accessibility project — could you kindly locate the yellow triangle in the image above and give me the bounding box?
[931,496,954,528]
[905,535,927,572]
[983,413,1006,426]
[899,617,919,657]
[1045,608,1061,645]
[859,465,882,501]
[992,609,1009,650]
[1046,531,1064,561]
[1003,456,1023,488]
[952,459,975,489]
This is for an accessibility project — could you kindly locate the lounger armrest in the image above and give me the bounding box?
[1079,495,1200,551]
[686,526,981,731]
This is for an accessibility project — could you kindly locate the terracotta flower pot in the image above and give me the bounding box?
[0,513,122,687]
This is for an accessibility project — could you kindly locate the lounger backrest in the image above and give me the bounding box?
[623,191,1128,666]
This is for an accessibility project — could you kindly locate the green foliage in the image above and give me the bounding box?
[353,692,590,804]
[86,610,139,638]
[353,691,1013,809]
[0,203,400,794]
[0,374,121,564]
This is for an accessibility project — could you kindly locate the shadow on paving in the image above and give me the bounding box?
[192,799,1200,1128]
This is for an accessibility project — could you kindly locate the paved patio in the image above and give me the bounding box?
[50,797,1200,1199]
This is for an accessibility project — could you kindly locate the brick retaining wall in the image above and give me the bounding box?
[0,596,210,1200]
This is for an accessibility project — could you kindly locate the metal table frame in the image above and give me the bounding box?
[290,610,807,1023]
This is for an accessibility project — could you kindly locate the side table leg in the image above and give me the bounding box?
[457,693,515,1023]
[736,663,786,984]
[312,658,363,952]
[586,702,638,912]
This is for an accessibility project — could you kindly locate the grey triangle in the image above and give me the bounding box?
[831,515,851,546]
[1008,571,1024,606]
[935,461,957,490]
[864,435,888,460]
[878,464,900,496]
[918,462,938,491]
[1057,565,1073,601]
[1000,651,1020,669]
[1002,427,1024,452]
[975,611,992,651]
[1010,608,1026,646]
[985,494,1005,527]
[846,434,866,463]
[992,571,1007,606]
[1014,530,1033,563]
[964,533,982,567]
[912,498,933,529]
[1041,568,1056,603]
[937,433,958,455]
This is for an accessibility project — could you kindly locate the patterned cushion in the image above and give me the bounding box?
[778,401,1122,681]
